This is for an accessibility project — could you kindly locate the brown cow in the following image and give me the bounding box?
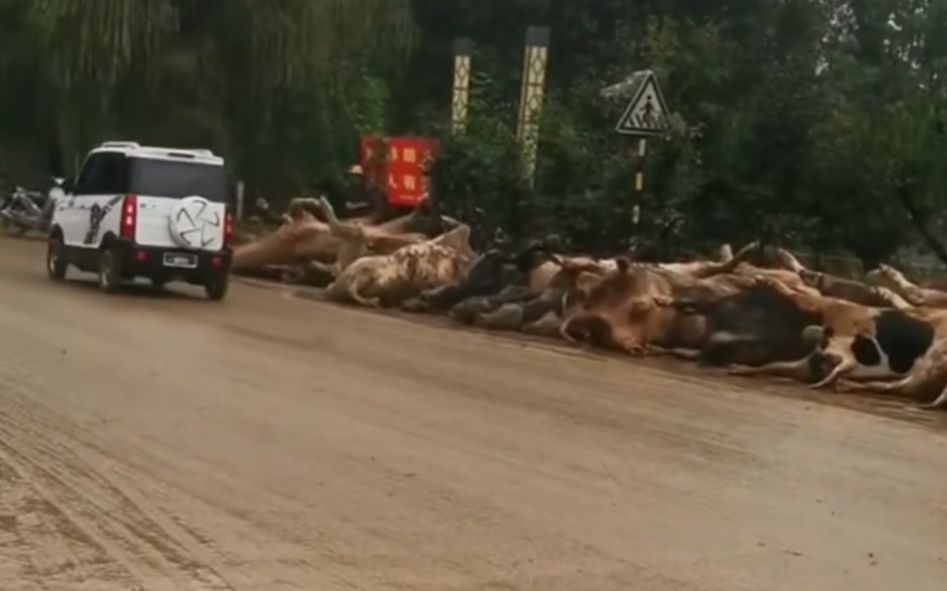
[232,208,341,271]
[558,261,706,355]
[233,196,452,274]
[481,243,756,346]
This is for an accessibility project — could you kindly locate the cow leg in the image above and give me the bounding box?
[728,357,812,381]
[691,241,759,279]
[560,317,581,345]
[775,248,806,273]
[610,324,648,357]
[619,337,646,357]
[347,278,381,308]
[917,386,947,410]
[862,286,913,310]
[754,276,828,317]
[647,346,701,361]
[651,295,674,307]
[350,291,381,308]
[874,264,930,307]
[810,359,857,390]
[835,375,914,394]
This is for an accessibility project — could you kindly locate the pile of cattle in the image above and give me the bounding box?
[233,198,947,411]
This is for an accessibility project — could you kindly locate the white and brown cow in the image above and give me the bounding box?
[726,277,946,393]
[324,223,476,308]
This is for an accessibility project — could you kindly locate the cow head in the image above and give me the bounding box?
[560,271,608,310]
[433,224,474,259]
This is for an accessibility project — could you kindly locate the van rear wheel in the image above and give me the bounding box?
[46,236,68,280]
[98,248,122,294]
[204,272,229,301]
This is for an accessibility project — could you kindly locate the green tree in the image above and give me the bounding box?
[3,0,415,194]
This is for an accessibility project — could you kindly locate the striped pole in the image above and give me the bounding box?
[516,26,551,189]
[451,39,473,136]
[632,138,647,228]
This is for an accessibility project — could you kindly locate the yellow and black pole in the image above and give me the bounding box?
[451,38,473,136]
[632,137,647,228]
[516,26,551,189]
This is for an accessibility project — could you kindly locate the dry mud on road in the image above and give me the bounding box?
[1,237,947,591]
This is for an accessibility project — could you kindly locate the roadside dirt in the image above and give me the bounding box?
[1,237,947,591]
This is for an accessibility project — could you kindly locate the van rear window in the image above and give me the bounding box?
[128,158,227,202]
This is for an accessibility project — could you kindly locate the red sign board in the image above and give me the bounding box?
[360,136,436,208]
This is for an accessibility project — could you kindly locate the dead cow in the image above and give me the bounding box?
[408,243,556,314]
[727,277,945,390]
[314,196,427,273]
[558,261,704,355]
[834,332,947,410]
[232,196,452,274]
[325,224,476,308]
[666,280,825,371]
[470,260,607,334]
[232,208,340,271]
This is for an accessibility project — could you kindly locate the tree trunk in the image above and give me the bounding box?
[896,186,947,268]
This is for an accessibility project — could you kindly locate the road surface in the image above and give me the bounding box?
[0,236,946,591]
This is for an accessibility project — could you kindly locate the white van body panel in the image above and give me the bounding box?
[135,195,226,251]
[52,145,227,252]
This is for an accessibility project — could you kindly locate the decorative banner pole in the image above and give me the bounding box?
[603,70,670,231]
[451,38,474,136]
[516,26,551,189]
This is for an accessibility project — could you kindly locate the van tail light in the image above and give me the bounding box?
[120,194,137,240]
[224,209,233,247]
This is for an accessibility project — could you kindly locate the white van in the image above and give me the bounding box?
[47,142,233,300]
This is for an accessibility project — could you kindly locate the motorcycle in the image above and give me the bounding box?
[0,178,60,236]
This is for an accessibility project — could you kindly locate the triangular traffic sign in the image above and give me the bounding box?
[615,71,670,136]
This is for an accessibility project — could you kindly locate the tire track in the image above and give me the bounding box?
[0,372,235,591]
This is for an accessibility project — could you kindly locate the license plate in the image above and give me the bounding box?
[163,253,198,269]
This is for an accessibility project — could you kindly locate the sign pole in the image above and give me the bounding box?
[632,138,647,228]
[603,69,670,240]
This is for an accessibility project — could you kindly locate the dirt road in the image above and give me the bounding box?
[1,237,946,590]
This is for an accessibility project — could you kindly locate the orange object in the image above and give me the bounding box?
[360,136,436,208]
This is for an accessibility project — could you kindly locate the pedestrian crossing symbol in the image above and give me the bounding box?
[615,71,670,136]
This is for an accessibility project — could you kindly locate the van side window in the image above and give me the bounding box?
[74,156,103,195]
[74,153,128,196]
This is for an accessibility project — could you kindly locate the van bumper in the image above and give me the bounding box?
[114,241,232,284]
